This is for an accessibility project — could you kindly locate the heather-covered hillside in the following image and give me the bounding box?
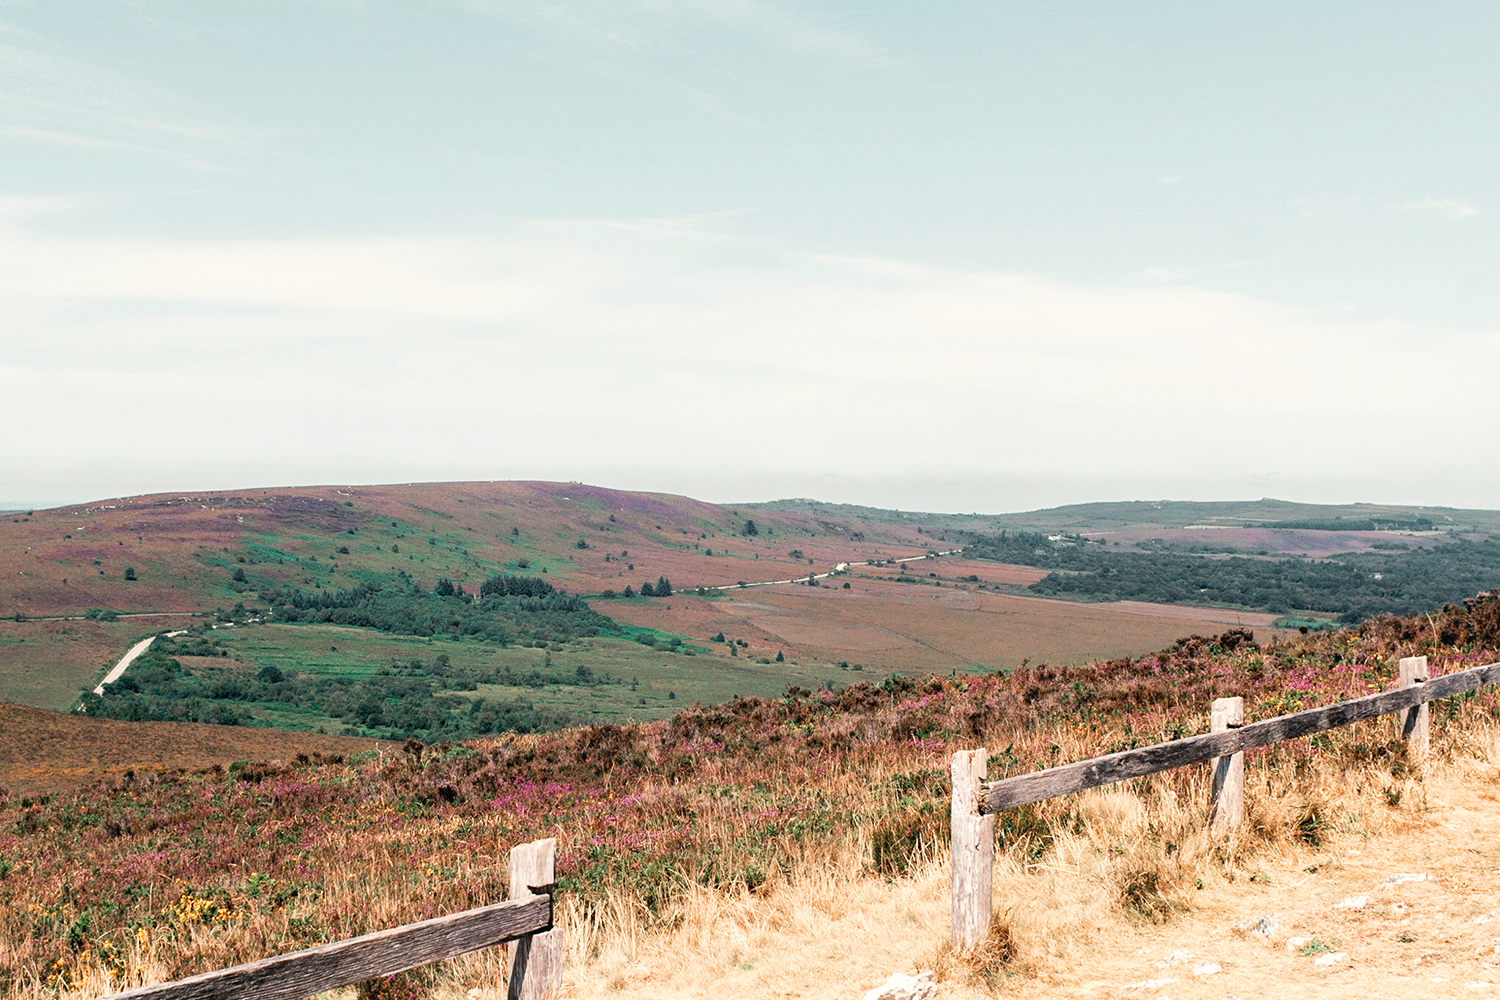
[3,593,1498,996]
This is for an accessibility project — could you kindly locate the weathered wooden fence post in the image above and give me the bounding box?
[1209,696,1244,831]
[507,838,564,1000]
[950,748,995,950]
[1399,655,1429,759]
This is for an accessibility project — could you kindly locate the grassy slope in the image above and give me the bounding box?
[0,702,375,797]
[0,481,936,708]
[177,620,849,732]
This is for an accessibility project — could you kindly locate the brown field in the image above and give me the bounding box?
[0,702,377,797]
[606,577,1284,674]
[915,558,1050,586]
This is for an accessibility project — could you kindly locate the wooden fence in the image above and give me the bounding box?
[949,655,1500,949]
[95,838,564,1000]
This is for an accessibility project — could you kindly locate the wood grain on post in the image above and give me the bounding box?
[95,895,550,1000]
[1399,655,1429,759]
[981,660,1500,814]
[950,748,995,951]
[508,838,564,1000]
[1209,696,1244,831]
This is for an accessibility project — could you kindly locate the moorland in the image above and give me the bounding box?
[4,482,1500,997]
[2,483,1498,746]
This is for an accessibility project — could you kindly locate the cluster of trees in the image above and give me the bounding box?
[78,650,588,740]
[640,576,673,597]
[963,530,1500,622]
[599,577,675,599]
[258,572,613,644]
[478,573,557,598]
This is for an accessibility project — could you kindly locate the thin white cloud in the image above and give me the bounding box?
[458,0,896,69]
[1392,197,1478,219]
[1,213,1491,508]
[1142,259,1260,283]
[1156,174,1186,186]
[0,22,258,160]
[686,0,894,68]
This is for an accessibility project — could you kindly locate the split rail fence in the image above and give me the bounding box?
[949,655,1500,948]
[94,838,565,1000]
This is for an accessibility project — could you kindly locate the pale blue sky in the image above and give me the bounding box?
[2,2,1497,511]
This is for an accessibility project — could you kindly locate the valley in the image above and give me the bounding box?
[3,483,1498,742]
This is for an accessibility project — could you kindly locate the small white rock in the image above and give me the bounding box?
[1385,873,1432,886]
[862,971,937,1000]
[1314,952,1349,967]
[1156,949,1195,969]
[1334,895,1369,910]
[1121,977,1178,990]
[1286,936,1312,951]
[1190,961,1222,975]
[1237,912,1279,937]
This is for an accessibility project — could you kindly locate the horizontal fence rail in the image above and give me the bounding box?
[95,838,562,1000]
[949,656,1500,951]
[98,895,549,1000]
[981,659,1500,814]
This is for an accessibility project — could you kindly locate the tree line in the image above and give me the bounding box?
[962,530,1500,622]
[257,572,613,644]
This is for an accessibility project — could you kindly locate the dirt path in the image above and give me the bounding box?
[570,764,1500,1000]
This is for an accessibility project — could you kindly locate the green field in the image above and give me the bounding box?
[101,621,852,735]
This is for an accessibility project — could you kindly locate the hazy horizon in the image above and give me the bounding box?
[2,474,1492,521]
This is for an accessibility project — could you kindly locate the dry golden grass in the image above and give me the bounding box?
[543,725,1500,1000]
[11,600,1500,1000]
[21,721,1500,1000]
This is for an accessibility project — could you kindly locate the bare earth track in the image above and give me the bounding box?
[583,762,1500,1000]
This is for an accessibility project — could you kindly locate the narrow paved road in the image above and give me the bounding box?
[92,630,186,695]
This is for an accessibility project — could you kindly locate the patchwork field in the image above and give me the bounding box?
[1,482,1314,731]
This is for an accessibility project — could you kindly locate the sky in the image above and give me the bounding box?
[2,1,1498,514]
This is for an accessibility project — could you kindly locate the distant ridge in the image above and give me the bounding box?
[743,497,1500,536]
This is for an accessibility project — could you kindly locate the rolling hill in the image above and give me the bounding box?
[0,482,1296,731]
